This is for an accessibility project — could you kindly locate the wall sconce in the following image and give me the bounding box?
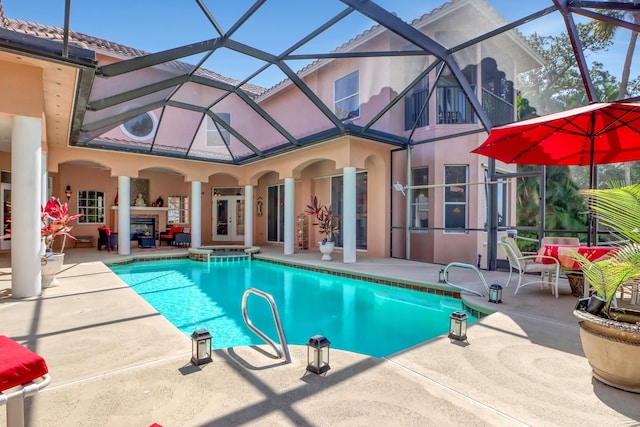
[448,311,468,342]
[306,335,331,375]
[191,328,212,365]
[489,284,503,304]
[256,196,264,217]
[65,185,72,201]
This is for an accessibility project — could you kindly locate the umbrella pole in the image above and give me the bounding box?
[587,137,597,246]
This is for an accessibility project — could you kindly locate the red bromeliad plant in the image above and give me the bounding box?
[41,197,83,253]
[305,196,339,242]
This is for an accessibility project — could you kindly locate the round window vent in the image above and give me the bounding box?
[120,112,158,141]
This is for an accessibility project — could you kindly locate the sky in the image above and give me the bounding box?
[2,0,637,89]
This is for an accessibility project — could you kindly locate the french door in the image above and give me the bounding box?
[212,196,244,241]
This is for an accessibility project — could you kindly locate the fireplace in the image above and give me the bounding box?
[130,217,156,241]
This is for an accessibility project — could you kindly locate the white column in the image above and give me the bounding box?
[343,166,357,263]
[41,152,48,205]
[284,177,295,255]
[191,181,202,248]
[11,116,42,298]
[244,185,253,247]
[117,176,131,255]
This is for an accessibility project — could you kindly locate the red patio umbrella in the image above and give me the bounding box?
[472,102,640,181]
[471,101,640,244]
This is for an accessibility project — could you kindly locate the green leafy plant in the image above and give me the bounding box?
[305,196,339,242]
[574,184,640,314]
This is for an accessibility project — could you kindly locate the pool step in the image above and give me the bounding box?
[188,246,259,262]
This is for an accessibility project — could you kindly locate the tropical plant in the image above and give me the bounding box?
[41,197,83,253]
[572,183,640,314]
[304,196,339,242]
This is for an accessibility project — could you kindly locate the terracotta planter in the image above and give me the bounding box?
[41,253,65,288]
[318,241,335,261]
[574,309,640,393]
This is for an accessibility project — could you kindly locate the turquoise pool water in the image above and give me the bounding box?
[109,259,476,357]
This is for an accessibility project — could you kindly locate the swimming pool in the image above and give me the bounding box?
[109,258,477,357]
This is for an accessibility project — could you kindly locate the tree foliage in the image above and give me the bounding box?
[515,15,640,238]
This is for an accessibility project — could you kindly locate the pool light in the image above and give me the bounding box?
[191,328,212,365]
[306,335,331,375]
[489,283,503,303]
[448,311,468,342]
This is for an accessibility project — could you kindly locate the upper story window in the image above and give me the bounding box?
[120,112,158,141]
[436,65,476,125]
[206,113,231,147]
[167,195,189,225]
[77,191,105,224]
[405,77,429,131]
[334,71,359,121]
[444,165,468,233]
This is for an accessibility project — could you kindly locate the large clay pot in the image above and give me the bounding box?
[41,253,65,288]
[574,309,640,393]
[318,241,335,261]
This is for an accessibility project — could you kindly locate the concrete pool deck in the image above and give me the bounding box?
[0,245,639,426]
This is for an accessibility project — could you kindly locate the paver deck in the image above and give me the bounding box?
[0,245,638,426]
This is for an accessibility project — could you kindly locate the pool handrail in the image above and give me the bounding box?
[442,262,489,297]
[241,288,291,363]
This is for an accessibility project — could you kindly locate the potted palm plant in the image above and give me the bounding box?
[572,183,640,393]
[305,196,339,261]
[41,197,83,287]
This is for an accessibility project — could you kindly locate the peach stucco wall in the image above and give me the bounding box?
[41,134,392,256]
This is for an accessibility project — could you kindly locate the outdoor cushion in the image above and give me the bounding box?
[162,226,183,237]
[0,335,48,392]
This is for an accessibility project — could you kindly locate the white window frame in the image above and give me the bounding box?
[206,113,231,147]
[167,195,189,225]
[443,165,468,233]
[77,190,106,224]
[334,70,360,121]
[410,166,429,229]
[120,111,158,142]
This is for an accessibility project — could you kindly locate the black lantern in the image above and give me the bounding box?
[489,284,503,304]
[306,335,331,375]
[65,185,72,200]
[438,268,448,283]
[448,311,468,341]
[191,329,212,365]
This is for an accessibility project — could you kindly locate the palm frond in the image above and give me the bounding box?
[581,184,640,243]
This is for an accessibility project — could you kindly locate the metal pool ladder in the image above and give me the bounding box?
[241,288,291,363]
[441,262,490,297]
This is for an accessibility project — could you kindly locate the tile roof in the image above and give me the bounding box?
[1,14,265,96]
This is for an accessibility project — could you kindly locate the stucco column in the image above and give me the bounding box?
[244,185,253,247]
[11,116,42,298]
[41,152,48,205]
[117,176,131,255]
[284,177,295,255]
[343,167,356,263]
[191,181,202,248]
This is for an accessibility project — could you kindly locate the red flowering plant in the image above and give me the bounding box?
[305,196,339,243]
[41,197,83,253]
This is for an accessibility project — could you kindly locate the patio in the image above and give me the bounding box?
[0,247,638,426]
